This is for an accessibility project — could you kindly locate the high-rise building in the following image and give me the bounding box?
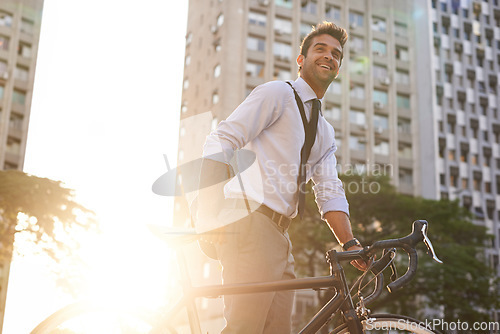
[174,0,500,330]
[0,0,44,330]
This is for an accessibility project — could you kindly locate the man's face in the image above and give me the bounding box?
[297,34,342,88]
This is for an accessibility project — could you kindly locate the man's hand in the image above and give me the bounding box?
[344,244,370,271]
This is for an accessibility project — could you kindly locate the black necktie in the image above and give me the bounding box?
[298,99,320,218]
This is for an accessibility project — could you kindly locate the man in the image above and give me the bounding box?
[196,21,366,333]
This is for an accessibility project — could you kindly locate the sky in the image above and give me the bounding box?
[3,0,189,332]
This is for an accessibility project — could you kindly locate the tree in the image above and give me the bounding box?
[289,174,499,333]
[0,171,97,294]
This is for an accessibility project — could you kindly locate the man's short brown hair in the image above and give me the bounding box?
[299,21,348,66]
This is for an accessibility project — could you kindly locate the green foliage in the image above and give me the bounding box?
[289,174,499,331]
[0,171,97,295]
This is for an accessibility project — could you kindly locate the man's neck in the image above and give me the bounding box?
[299,76,328,99]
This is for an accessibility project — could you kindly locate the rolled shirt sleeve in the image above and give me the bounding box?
[311,145,349,219]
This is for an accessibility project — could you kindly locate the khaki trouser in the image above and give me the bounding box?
[214,208,296,334]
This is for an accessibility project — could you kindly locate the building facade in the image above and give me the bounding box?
[0,0,44,331]
[175,0,500,330]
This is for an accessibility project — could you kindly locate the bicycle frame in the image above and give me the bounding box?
[161,248,364,334]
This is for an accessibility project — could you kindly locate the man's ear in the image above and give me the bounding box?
[296,54,304,68]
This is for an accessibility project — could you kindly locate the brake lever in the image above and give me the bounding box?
[421,224,443,264]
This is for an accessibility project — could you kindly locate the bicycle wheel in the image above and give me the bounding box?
[332,314,438,334]
[30,301,177,334]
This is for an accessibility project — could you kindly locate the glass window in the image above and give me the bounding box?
[373,64,388,79]
[398,143,412,159]
[14,65,29,81]
[186,32,193,45]
[216,13,224,27]
[396,46,409,61]
[374,140,389,155]
[275,0,293,9]
[397,94,410,109]
[183,78,189,90]
[0,85,4,99]
[249,11,266,27]
[213,64,221,78]
[397,118,411,134]
[9,114,23,130]
[350,35,364,52]
[273,41,292,61]
[373,90,388,105]
[212,92,219,104]
[349,135,366,151]
[274,68,290,81]
[6,137,20,155]
[274,17,292,35]
[324,104,341,121]
[350,85,365,100]
[396,70,410,85]
[349,11,364,27]
[371,17,386,32]
[301,0,317,15]
[18,42,32,58]
[185,55,191,66]
[13,90,26,105]
[349,109,366,125]
[20,18,34,35]
[247,36,265,52]
[246,62,264,77]
[372,40,386,56]
[0,11,12,28]
[327,81,342,95]
[394,22,408,37]
[0,35,9,51]
[325,5,341,22]
[374,114,389,130]
[300,23,312,38]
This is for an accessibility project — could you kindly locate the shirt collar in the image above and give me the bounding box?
[293,77,324,104]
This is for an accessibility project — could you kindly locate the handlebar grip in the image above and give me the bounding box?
[364,248,395,305]
[387,247,418,293]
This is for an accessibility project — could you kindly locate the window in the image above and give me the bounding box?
[216,13,224,27]
[394,22,408,37]
[324,104,341,121]
[0,11,12,28]
[373,90,388,105]
[183,78,189,90]
[350,35,364,52]
[395,46,409,61]
[372,40,386,56]
[12,90,26,105]
[301,0,317,15]
[397,94,410,109]
[0,35,9,51]
[349,135,366,151]
[349,11,364,28]
[274,68,290,81]
[275,0,293,9]
[9,114,23,131]
[20,18,34,35]
[398,118,411,134]
[6,137,20,155]
[273,41,292,61]
[399,143,413,159]
[249,11,266,27]
[441,2,447,11]
[274,17,292,35]
[185,55,191,66]
[373,64,388,79]
[448,149,456,160]
[186,32,193,45]
[14,66,29,81]
[0,85,4,99]
[18,42,31,58]
[213,64,221,78]
[327,81,341,95]
[246,62,264,77]
[372,17,386,33]
[247,36,265,52]
[396,70,410,85]
[212,91,219,104]
[325,5,341,22]
[349,109,366,125]
[350,85,365,100]
[374,140,389,155]
[399,168,413,185]
[374,114,389,130]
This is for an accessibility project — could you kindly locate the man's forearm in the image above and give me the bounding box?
[197,158,231,217]
[324,211,355,246]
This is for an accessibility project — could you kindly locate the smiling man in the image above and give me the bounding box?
[196,21,366,333]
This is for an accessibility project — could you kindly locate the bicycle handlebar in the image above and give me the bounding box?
[334,220,442,293]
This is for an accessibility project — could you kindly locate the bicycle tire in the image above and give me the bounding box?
[30,300,177,334]
[331,314,438,334]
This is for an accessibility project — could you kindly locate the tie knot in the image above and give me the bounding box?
[312,99,321,116]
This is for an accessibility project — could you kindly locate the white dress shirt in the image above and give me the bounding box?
[202,77,348,228]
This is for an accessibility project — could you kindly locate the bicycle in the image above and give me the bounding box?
[31,219,443,334]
